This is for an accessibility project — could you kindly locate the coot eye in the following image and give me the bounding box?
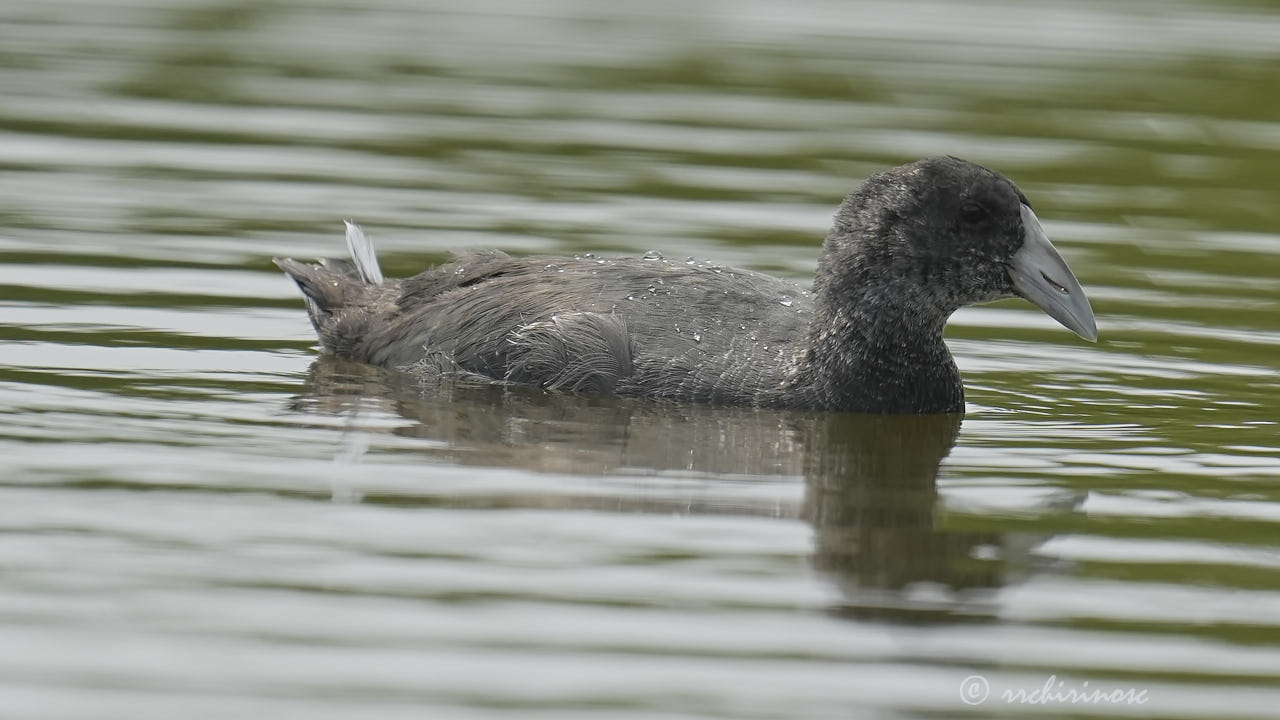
[960,202,989,225]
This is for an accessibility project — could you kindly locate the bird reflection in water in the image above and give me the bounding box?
[802,412,1002,621]
[292,356,1004,620]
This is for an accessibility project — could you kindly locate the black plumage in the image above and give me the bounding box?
[275,157,1096,413]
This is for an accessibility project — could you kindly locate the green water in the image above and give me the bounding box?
[2,0,1279,718]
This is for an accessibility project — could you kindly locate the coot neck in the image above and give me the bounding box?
[792,265,963,414]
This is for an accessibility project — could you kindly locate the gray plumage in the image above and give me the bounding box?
[275,157,1096,414]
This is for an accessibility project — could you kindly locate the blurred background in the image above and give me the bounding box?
[2,0,1279,718]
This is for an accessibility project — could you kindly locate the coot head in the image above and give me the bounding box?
[820,156,1096,340]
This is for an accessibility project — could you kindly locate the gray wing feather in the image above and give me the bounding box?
[504,312,634,394]
[344,220,383,285]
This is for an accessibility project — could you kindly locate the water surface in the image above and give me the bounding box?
[2,0,1280,717]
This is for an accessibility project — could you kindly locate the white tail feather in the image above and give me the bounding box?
[343,220,383,285]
